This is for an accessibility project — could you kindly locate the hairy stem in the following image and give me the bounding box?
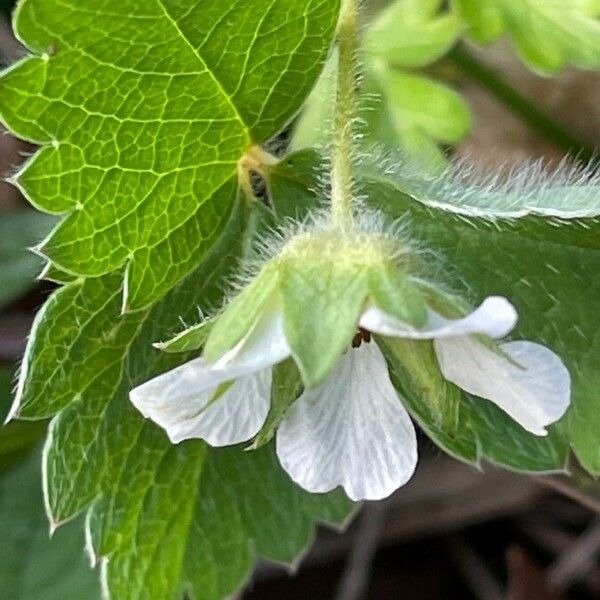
[330,0,360,231]
[449,44,596,164]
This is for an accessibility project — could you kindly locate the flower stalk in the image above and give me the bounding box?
[330,0,360,231]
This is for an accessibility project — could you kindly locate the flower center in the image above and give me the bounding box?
[352,328,372,348]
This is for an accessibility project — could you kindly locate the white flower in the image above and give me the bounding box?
[130,296,570,502]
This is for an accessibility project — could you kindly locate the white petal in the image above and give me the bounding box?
[276,342,417,501]
[130,305,289,447]
[214,304,291,374]
[434,338,571,435]
[360,296,517,340]
[130,360,271,445]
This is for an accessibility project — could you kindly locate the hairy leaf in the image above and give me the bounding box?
[365,162,600,473]
[0,0,341,309]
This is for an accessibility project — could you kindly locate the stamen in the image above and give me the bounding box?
[352,328,371,348]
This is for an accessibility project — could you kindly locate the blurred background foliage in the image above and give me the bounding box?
[0,0,598,598]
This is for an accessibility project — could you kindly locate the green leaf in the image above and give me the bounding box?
[453,0,600,73]
[363,0,470,163]
[0,210,56,309]
[0,451,100,600]
[0,0,341,309]
[366,0,460,68]
[367,69,471,166]
[14,202,353,600]
[451,0,505,43]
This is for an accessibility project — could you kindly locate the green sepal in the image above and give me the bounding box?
[155,319,213,354]
[367,263,428,327]
[279,254,368,387]
[203,264,279,363]
[380,337,477,462]
[249,359,303,450]
[158,199,278,358]
[416,280,466,318]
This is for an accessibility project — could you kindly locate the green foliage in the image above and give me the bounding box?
[295,0,470,164]
[0,210,55,309]
[0,2,356,598]
[453,0,600,72]
[366,68,470,167]
[364,0,469,165]
[366,0,460,68]
[270,151,600,474]
[12,202,352,600]
[451,0,505,43]
[0,450,100,600]
[1,1,600,598]
[365,166,600,474]
[295,0,600,163]
[0,0,341,309]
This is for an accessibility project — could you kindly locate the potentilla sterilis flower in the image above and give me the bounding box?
[130,220,571,502]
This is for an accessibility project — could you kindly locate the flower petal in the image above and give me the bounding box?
[434,338,571,435]
[214,304,291,374]
[276,342,417,501]
[130,360,271,445]
[130,304,289,446]
[360,296,517,340]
